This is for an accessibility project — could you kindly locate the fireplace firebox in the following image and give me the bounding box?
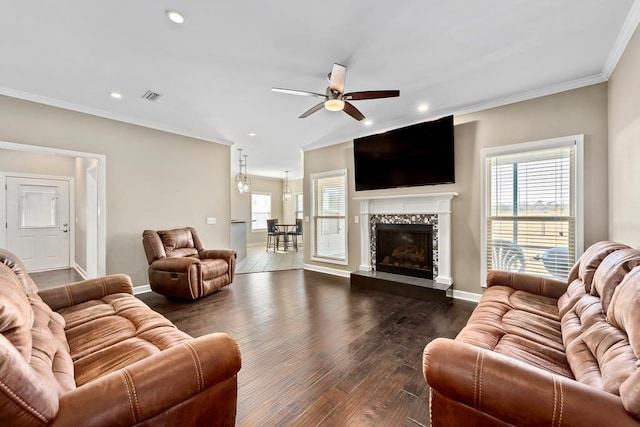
[375,223,433,279]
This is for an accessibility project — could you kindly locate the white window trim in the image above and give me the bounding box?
[480,134,584,287]
[310,169,348,266]
[251,192,271,232]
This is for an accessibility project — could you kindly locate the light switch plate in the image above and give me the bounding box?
[206,217,216,224]
[304,216,310,223]
[354,216,359,223]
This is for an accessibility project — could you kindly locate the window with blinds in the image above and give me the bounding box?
[482,137,583,282]
[295,193,304,220]
[251,193,271,231]
[311,170,347,264]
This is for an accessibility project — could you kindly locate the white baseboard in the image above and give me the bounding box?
[133,284,152,295]
[73,263,87,280]
[451,289,483,303]
[302,263,351,278]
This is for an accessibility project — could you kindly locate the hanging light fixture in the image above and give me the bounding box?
[282,170,292,201]
[234,149,251,194]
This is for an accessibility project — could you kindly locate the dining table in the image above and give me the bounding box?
[277,224,298,251]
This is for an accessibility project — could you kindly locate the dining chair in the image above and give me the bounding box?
[286,218,303,251]
[266,219,284,252]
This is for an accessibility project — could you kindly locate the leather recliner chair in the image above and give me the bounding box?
[142,227,236,300]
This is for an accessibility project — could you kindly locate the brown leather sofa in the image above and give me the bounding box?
[142,227,236,300]
[423,241,640,426]
[0,248,241,426]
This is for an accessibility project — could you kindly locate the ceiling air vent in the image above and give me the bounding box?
[141,90,162,101]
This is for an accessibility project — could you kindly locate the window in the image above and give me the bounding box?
[251,193,271,232]
[481,136,583,284]
[311,170,347,264]
[295,193,303,220]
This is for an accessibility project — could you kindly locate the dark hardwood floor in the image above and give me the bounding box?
[137,270,476,426]
[30,268,85,290]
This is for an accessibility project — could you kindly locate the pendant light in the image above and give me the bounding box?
[282,170,292,201]
[234,149,251,194]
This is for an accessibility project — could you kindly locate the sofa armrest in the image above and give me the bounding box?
[52,333,241,427]
[199,249,236,262]
[149,256,201,272]
[424,338,636,427]
[39,274,134,311]
[486,269,568,299]
[200,249,236,282]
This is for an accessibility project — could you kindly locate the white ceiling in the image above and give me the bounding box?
[1,1,638,179]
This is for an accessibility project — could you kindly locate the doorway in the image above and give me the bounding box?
[5,174,73,271]
[0,140,106,277]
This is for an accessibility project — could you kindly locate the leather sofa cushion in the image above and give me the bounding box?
[456,285,572,378]
[0,263,75,425]
[28,295,75,394]
[0,264,33,359]
[0,248,39,294]
[616,267,640,417]
[578,241,630,293]
[167,247,199,258]
[58,292,192,386]
[559,247,640,398]
[592,248,640,311]
[202,258,229,280]
[159,228,195,252]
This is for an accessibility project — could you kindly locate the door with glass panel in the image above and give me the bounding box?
[6,176,71,271]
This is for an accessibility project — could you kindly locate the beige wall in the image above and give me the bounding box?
[0,95,231,286]
[609,25,640,246]
[0,148,75,176]
[282,178,303,224]
[304,83,609,294]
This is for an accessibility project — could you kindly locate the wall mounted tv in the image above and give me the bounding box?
[353,115,455,191]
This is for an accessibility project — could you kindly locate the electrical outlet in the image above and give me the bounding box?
[206,217,217,224]
[304,216,310,223]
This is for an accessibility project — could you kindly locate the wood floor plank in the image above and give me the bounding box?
[136,269,476,426]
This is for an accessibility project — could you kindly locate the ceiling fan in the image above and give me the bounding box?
[272,63,399,121]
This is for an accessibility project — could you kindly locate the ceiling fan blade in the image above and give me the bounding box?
[343,101,365,121]
[329,63,347,93]
[344,90,400,100]
[272,87,325,97]
[299,102,326,119]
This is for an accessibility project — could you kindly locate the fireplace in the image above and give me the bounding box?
[376,223,433,279]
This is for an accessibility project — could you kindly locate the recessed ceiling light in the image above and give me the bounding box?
[109,92,122,99]
[166,10,185,24]
[364,120,373,126]
[248,132,256,136]
[418,104,429,112]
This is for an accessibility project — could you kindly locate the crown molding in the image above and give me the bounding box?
[602,0,640,79]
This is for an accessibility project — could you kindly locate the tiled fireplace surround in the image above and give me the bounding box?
[354,192,458,285]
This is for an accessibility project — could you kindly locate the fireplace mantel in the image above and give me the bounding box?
[354,192,458,285]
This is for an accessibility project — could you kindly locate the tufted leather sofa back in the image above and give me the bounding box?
[0,256,75,425]
[142,227,204,263]
[558,241,640,417]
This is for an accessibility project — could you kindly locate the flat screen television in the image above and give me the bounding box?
[353,115,454,191]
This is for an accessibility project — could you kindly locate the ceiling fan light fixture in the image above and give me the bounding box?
[324,99,345,112]
[166,10,185,24]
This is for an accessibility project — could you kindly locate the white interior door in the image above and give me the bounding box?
[6,176,71,271]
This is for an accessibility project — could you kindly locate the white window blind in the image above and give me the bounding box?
[251,193,271,231]
[295,193,304,220]
[485,141,580,280]
[311,170,347,263]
